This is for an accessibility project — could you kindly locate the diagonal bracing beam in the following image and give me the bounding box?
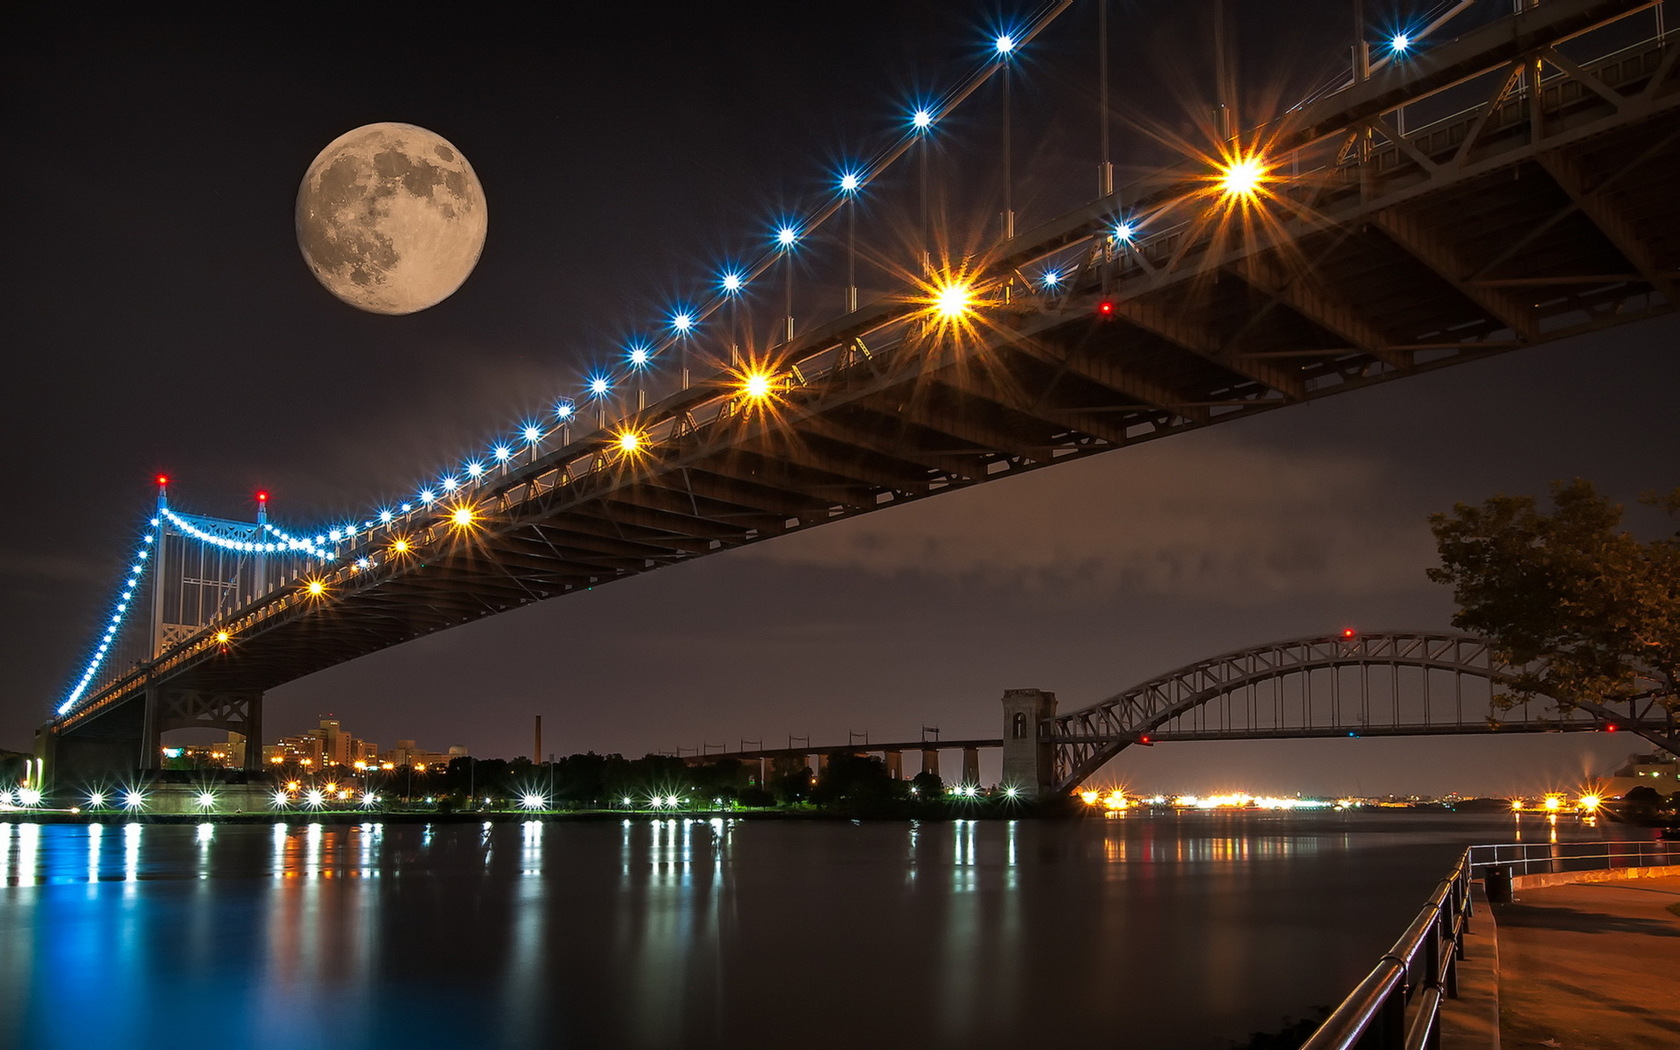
[1370,207,1541,342]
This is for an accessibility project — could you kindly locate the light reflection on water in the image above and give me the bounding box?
[0,812,1625,1050]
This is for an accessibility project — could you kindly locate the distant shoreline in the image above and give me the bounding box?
[0,801,1525,826]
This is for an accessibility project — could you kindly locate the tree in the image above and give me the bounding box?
[1621,785,1664,822]
[809,753,901,809]
[909,769,944,800]
[1428,480,1680,750]
[768,761,813,805]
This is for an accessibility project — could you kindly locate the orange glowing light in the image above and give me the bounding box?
[450,506,475,528]
[215,630,231,644]
[306,580,326,596]
[1218,154,1268,199]
[931,279,974,319]
[741,371,775,400]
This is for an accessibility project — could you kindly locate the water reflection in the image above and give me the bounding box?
[16,823,39,887]
[0,812,1639,1050]
[123,821,139,884]
[86,822,101,885]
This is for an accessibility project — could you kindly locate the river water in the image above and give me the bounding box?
[0,811,1620,1050]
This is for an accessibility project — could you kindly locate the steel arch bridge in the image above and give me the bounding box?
[39,0,1680,783]
[1044,631,1675,793]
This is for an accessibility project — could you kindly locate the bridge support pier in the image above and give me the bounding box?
[39,686,265,791]
[1001,688,1058,796]
[885,750,902,780]
[141,688,264,772]
[920,749,939,777]
[36,719,140,789]
[961,747,980,789]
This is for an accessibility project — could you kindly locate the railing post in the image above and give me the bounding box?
[1441,898,1459,999]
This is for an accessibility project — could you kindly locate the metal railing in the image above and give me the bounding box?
[1302,838,1680,1050]
[1468,838,1680,879]
[1301,851,1473,1050]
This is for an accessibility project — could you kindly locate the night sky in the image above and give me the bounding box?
[6,2,1676,796]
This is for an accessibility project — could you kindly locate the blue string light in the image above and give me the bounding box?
[59,526,158,713]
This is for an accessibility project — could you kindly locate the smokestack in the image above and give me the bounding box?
[534,714,542,765]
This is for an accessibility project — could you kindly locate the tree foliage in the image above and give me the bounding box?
[1428,480,1680,713]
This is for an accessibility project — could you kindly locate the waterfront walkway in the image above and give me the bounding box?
[1490,874,1680,1049]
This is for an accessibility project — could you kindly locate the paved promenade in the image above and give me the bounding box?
[1493,874,1680,1049]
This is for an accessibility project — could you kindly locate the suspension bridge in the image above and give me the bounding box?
[36,0,1680,789]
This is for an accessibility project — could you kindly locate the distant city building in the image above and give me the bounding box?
[263,716,377,772]
[160,734,245,769]
[1601,751,1680,797]
[377,739,460,770]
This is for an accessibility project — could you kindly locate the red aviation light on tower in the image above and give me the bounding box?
[1341,627,1358,639]
[1097,300,1115,318]
[155,474,169,488]
[256,490,269,504]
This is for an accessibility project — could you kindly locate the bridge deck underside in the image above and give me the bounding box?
[57,4,1680,737]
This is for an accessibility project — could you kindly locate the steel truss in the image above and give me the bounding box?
[1048,631,1673,793]
[51,0,1680,749]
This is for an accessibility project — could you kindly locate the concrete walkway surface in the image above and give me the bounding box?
[1493,874,1680,1050]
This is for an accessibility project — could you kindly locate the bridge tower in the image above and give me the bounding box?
[39,482,299,788]
[1001,688,1057,795]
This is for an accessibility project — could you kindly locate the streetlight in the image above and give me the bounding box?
[587,374,612,427]
[1097,0,1114,197]
[775,223,799,344]
[911,105,934,271]
[995,31,1017,242]
[670,310,695,388]
[626,341,652,411]
[554,399,575,445]
[838,168,863,313]
[720,269,745,367]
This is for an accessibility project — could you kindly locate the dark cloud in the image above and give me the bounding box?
[747,433,1436,604]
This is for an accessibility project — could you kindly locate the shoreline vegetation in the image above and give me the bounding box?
[5,748,1664,825]
[0,799,1511,826]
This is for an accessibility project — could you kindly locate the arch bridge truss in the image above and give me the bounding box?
[1048,631,1675,793]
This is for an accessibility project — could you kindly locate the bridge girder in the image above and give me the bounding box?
[51,0,1680,745]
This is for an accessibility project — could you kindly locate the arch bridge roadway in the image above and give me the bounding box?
[686,632,1676,796]
[40,0,1680,782]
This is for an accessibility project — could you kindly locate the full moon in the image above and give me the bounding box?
[296,122,487,315]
